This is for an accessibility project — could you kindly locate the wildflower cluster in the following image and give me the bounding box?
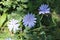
[7,4,50,33]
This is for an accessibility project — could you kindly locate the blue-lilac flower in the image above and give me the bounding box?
[7,19,20,33]
[23,13,36,28]
[38,4,50,14]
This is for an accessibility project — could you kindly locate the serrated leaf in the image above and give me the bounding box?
[0,13,6,27]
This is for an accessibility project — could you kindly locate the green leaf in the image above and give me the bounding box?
[17,6,23,11]
[0,13,6,27]
[8,12,25,22]
[20,0,28,3]
[3,1,12,7]
[21,4,28,8]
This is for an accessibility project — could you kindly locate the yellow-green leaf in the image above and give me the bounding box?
[0,13,6,27]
